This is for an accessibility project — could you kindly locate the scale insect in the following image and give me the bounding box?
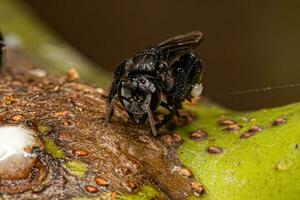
[105,31,204,136]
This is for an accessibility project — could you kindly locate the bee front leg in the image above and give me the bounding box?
[174,68,187,109]
[104,60,127,126]
[147,108,158,136]
[104,97,116,126]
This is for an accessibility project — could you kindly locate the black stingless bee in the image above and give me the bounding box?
[105,31,204,136]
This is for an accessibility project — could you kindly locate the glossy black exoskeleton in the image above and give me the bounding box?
[105,31,204,136]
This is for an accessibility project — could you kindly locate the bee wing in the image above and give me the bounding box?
[157,31,203,53]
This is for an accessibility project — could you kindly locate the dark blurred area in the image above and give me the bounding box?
[23,0,300,110]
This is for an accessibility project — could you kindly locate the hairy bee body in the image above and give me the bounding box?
[105,31,204,136]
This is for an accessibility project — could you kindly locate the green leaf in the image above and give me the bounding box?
[176,102,300,200]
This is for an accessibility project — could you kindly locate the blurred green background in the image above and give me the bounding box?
[3,0,300,110]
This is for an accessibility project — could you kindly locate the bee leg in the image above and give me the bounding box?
[158,53,203,128]
[163,67,189,123]
[174,68,187,108]
[104,97,116,126]
[147,108,158,136]
[157,100,176,128]
[104,60,127,125]
[178,53,203,99]
[172,52,204,110]
[185,54,203,99]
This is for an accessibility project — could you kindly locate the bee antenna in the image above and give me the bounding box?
[227,83,300,96]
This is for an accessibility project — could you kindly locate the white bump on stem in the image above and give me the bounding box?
[191,83,203,97]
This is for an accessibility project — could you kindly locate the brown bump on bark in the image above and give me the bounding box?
[85,185,98,193]
[161,133,183,147]
[248,125,262,133]
[240,125,262,139]
[179,167,192,178]
[224,124,240,131]
[273,118,286,126]
[73,150,88,157]
[65,68,80,81]
[207,146,223,154]
[12,115,23,121]
[240,132,255,139]
[189,130,208,141]
[95,177,110,186]
[53,111,68,118]
[191,181,205,196]
[219,119,235,126]
[173,133,183,143]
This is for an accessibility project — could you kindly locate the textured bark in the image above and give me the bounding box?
[0,50,199,200]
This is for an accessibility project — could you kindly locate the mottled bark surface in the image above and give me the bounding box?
[0,50,199,200]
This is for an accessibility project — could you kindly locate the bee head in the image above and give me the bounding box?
[119,76,161,123]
